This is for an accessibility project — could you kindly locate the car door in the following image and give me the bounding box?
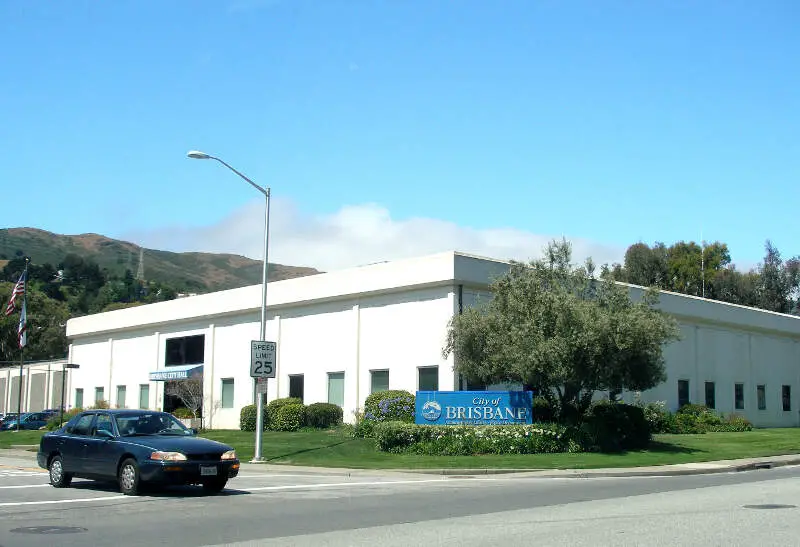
[83,413,120,478]
[59,413,96,474]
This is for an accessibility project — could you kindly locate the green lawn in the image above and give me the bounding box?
[5,427,800,470]
[201,427,800,469]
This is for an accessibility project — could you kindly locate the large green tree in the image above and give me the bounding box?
[0,283,70,363]
[443,239,681,420]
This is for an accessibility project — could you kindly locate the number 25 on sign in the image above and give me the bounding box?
[250,340,277,378]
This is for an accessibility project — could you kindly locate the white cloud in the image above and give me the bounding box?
[123,199,626,272]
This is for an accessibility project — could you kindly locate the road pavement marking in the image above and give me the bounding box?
[0,484,51,489]
[242,477,482,492]
[0,495,127,507]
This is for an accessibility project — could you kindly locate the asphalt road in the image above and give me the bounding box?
[1,454,799,546]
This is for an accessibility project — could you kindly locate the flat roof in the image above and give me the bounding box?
[66,250,800,340]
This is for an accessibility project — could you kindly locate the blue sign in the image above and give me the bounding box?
[415,391,533,425]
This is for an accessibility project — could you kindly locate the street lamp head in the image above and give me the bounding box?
[187,150,211,159]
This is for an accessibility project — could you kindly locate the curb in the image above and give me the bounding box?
[3,448,799,480]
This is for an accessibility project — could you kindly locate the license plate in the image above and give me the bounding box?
[200,466,217,476]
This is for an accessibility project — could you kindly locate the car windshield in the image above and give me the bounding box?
[114,412,192,437]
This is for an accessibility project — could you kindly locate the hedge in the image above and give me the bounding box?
[266,397,303,429]
[272,403,306,431]
[634,400,753,434]
[373,421,576,455]
[363,390,415,423]
[305,402,343,428]
[579,400,650,452]
[239,404,268,431]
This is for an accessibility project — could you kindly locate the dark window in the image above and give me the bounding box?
[418,367,439,391]
[165,335,205,366]
[370,370,390,394]
[678,380,690,408]
[757,385,766,410]
[735,383,745,410]
[67,413,95,436]
[704,382,715,409]
[289,375,304,401]
[783,385,791,411]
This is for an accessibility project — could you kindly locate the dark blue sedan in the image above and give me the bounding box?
[37,409,240,495]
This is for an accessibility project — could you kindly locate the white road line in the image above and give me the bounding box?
[242,477,477,492]
[0,484,51,489]
[0,495,127,507]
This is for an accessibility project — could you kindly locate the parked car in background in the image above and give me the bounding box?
[1,411,56,431]
[37,409,240,495]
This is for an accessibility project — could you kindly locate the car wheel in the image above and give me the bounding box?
[201,478,227,494]
[48,455,72,488]
[118,458,141,496]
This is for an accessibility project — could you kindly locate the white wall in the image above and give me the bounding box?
[0,359,70,415]
[67,286,457,429]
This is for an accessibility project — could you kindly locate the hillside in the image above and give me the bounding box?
[0,227,321,292]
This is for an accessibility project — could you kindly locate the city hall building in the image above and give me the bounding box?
[3,251,799,429]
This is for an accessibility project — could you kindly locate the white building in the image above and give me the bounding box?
[52,251,800,429]
[0,358,70,415]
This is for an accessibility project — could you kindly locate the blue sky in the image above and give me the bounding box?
[1,0,797,271]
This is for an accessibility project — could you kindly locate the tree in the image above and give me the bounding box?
[756,240,797,314]
[443,239,681,421]
[164,378,204,422]
[0,283,69,362]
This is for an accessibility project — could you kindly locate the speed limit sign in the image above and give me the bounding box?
[250,340,277,378]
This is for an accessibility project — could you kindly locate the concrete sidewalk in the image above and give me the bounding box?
[4,446,800,479]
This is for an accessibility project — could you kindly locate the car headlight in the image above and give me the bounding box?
[150,451,187,461]
[220,450,237,460]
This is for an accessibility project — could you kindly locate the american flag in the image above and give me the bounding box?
[4,269,27,316]
[18,299,27,348]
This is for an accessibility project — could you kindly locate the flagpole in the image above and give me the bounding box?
[15,258,29,433]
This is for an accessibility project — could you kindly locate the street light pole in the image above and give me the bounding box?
[187,150,270,462]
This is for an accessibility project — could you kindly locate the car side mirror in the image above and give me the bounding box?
[97,430,115,440]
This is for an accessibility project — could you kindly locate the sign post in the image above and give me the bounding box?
[250,340,276,457]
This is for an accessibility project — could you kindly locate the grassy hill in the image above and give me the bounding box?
[0,227,321,292]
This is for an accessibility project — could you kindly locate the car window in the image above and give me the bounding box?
[94,414,114,436]
[67,414,95,436]
[115,412,191,436]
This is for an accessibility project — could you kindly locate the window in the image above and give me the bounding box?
[95,387,105,404]
[116,385,127,408]
[94,414,114,436]
[165,335,205,366]
[289,375,304,401]
[734,383,744,410]
[370,370,389,394]
[704,382,715,409]
[328,372,345,407]
[783,385,791,412]
[418,367,439,391]
[678,380,690,408]
[221,379,234,409]
[139,384,150,409]
[67,413,94,436]
[757,385,766,410]
[75,388,84,409]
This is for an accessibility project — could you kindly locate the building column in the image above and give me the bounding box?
[205,324,216,430]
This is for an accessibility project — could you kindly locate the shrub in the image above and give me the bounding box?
[580,400,651,452]
[172,407,194,419]
[532,396,556,423]
[373,421,572,455]
[46,408,83,430]
[272,403,306,431]
[89,400,110,409]
[364,390,415,423]
[266,397,303,429]
[239,404,268,431]
[305,403,343,428]
[708,414,753,432]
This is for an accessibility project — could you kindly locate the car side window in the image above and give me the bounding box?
[94,414,114,436]
[68,414,95,436]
